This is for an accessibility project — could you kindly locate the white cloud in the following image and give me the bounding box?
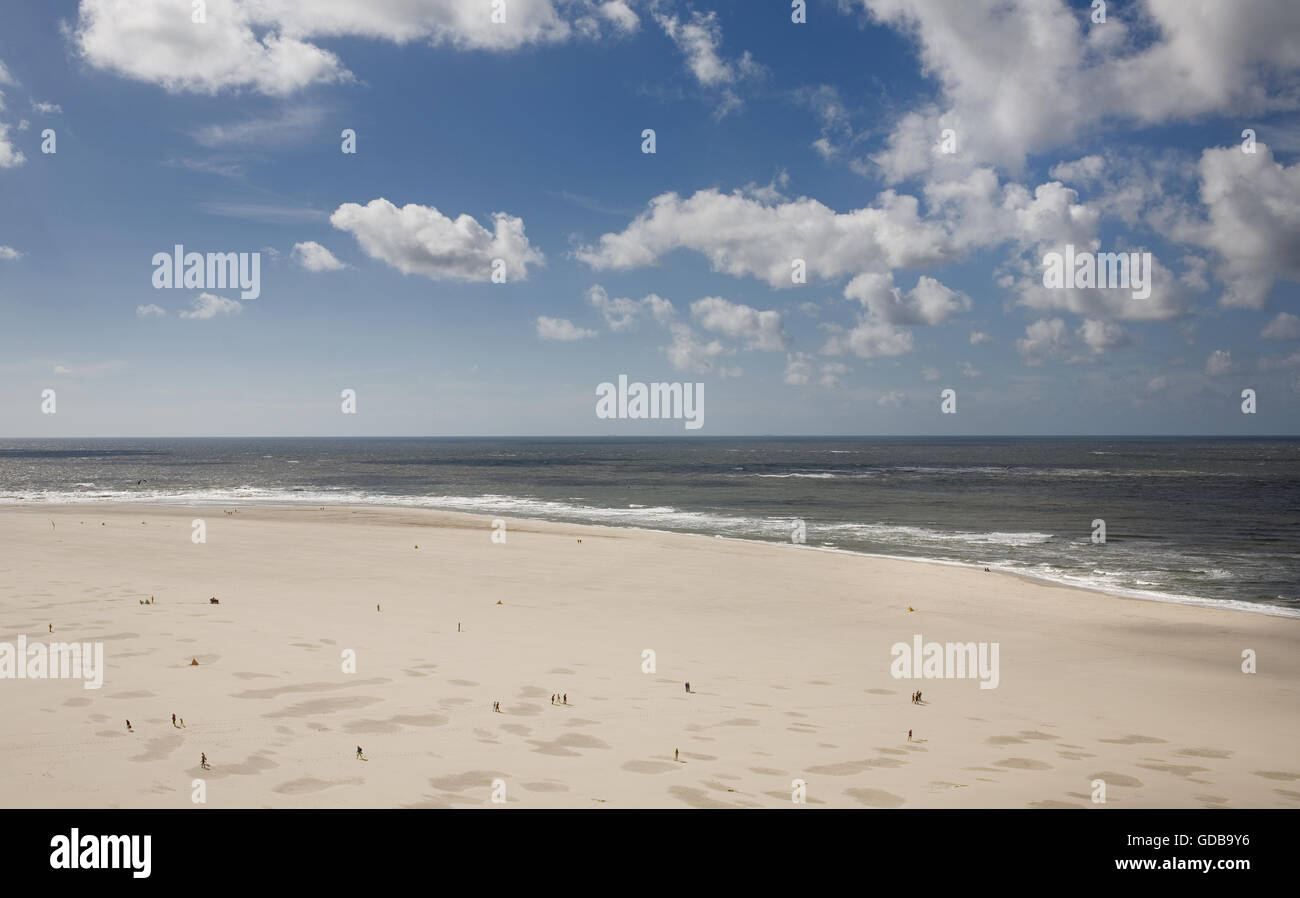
[536,316,597,340]
[135,304,167,317]
[585,284,674,331]
[822,318,914,359]
[1261,312,1300,341]
[72,0,635,95]
[843,272,970,326]
[1205,349,1237,377]
[0,245,23,260]
[292,240,345,272]
[179,293,243,320]
[1170,144,1300,309]
[663,323,730,374]
[877,390,906,408]
[576,186,948,287]
[690,296,787,350]
[652,7,759,114]
[957,361,980,379]
[785,352,848,386]
[330,198,543,282]
[1049,155,1104,186]
[969,331,993,345]
[0,121,23,168]
[850,0,1300,176]
[31,101,61,115]
[921,365,940,381]
[1077,318,1130,354]
[1016,318,1072,366]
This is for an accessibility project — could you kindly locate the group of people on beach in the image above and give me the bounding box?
[550,693,568,705]
[910,690,924,704]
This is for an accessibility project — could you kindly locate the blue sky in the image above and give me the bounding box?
[1,0,1298,436]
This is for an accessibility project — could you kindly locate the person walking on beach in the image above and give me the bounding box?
[674,748,679,762]
[200,753,209,769]
[172,713,177,727]
[562,693,567,705]
[684,682,691,694]
[356,746,364,760]
[907,730,912,742]
[125,720,132,733]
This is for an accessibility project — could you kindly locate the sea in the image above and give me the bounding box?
[1,437,1296,617]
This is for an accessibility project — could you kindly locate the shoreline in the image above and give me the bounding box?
[4,498,1295,620]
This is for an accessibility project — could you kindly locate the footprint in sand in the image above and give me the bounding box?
[995,758,1053,770]
[520,781,570,793]
[1099,734,1167,745]
[428,770,508,792]
[129,734,185,763]
[668,786,741,809]
[1136,761,1210,778]
[845,788,906,808]
[527,733,610,756]
[233,678,391,699]
[265,695,384,718]
[273,776,364,794]
[1175,747,1233,759]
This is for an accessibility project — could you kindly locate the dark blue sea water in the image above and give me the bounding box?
[1,437,1296,616]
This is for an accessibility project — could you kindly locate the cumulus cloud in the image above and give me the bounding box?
[1016,318,1072,366]
[1077,318,1130,354]
[822,318,914,359]
[536,316,597,340]
[179,293,243,319]
[690,296,786,350]
[135,303,167,317]
[292,240,345,271]
[848,0,1300,176]
[843,273,970,326]
[0,122,23,168]
[0,245,23,260]
[1170,144,1300,309]
[1261,312,1300,341]
[585,284,674,331]
[72,0,637,95]
[1205,349,1238,376]
[576,186,948,287]
[663,322,731,374]
[330,198,543,282]
[969,331,993,345]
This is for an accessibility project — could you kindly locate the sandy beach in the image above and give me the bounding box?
[0,502,1296,809]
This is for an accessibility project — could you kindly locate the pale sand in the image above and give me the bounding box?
[0,503,1296,809]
